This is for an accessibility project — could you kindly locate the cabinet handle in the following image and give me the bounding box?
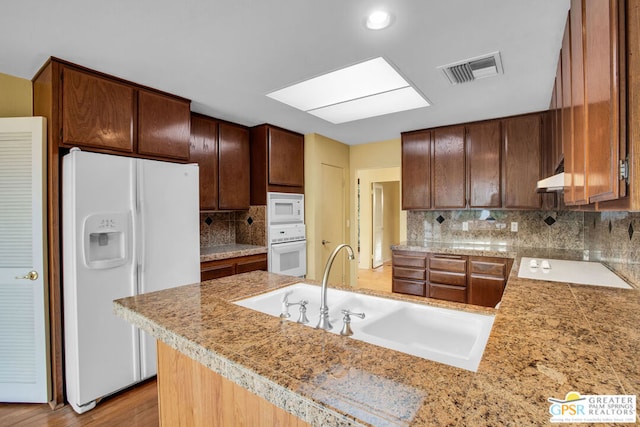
[432,254,463,259]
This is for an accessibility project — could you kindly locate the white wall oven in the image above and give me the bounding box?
[269,224,306,277]
[267,192,306,277]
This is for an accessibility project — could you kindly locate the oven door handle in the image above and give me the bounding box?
[271,240,306,251]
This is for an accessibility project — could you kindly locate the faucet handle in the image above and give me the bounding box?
[341,309,365,319]
[340,309,365,336]
[296,300,309,324]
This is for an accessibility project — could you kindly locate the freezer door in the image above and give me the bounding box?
[136,159,200,379]
[62,150,139,413]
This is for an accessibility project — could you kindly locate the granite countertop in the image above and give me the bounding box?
[200,243,268,262]
[392,240,591,261]
[115,249,640,426]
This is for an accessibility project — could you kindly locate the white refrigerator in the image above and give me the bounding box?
[62,148,200,414]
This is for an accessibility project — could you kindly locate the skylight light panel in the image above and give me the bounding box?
[307,86,430,124]
[266,57,430,123]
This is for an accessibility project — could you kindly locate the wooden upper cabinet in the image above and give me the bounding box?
[433,126,466,209]
[466,121,502,208]
[218,122,250,210]
[401,130,431,209]
[51,59,191,161]
[189,114,250,211]
[138,90,191,160]
[190,115,218,210]
[554,54,564,172]
[61,67,135,152]
[502,114,543,209]
[561,15,575,205]
[268,127,304,187]
[570,0,588,205]
[584,0,623,203]
[250,124,304,205]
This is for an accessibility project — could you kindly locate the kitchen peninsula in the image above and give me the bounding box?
[114,251,639,426]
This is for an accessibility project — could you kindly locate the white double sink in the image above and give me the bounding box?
[235,283,494,372]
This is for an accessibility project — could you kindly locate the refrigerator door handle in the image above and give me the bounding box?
[136,161,146,289]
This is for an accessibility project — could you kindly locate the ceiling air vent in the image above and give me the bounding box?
[439,52,503,85]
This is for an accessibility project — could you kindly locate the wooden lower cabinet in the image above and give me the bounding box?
[157,341,310,426]
[428,254,468,303]
[391,250,513,307]
[201,253,267,281]
[467,256,513,308]
[392,251,427,296]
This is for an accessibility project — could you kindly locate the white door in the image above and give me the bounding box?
[0,117,50,403]
[372,183,384,268]
[320,164,346,285]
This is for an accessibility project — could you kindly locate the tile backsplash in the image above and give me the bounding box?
[200,205,266,248]
[407,210,640,286]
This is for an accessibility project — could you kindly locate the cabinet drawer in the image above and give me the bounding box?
[429,270,466,287]
[429,284,467,303]
[429,256,466,273]
[392,254,427,269]
[394,267,426,281]
[201,264,235,281]
[392,279,426,297]
[236,256,268,274]
[469,259,507,277]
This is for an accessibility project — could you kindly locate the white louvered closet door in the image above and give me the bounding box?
[0,117,49,403]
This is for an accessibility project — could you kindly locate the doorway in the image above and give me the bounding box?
[355,167,404,292]
[371,181,399,269]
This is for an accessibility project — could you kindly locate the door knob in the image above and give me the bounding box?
[322,240,331,245]
[16,271,38,281]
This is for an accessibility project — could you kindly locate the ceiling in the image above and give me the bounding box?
[0,0,570,145]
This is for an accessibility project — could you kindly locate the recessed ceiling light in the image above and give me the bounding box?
[366,10,392,30]
[266,57,430,124]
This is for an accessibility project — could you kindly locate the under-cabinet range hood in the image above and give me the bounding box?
[536,172,565,192]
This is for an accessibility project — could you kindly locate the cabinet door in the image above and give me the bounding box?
[571,0,588,205]
[401,130,431,209]
[584,0,623,203]
[61,67,135,152]
[467,121,501,208]
[503,114,543,209]
[268,127,304,187]
[219,122,250,210]
[467,256,511,308]
[554,57,564,173]
[190,115,218,210]
[433,126,466,209]
[138,90,191,160]
[561,15,576,205]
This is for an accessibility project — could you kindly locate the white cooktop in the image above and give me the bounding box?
[517,257,632,289]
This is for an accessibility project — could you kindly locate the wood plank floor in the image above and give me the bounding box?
[356,261,392,292]
[0,264,392,426]
[0,378,158,427]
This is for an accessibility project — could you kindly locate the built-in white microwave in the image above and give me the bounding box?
[267,192,304,224]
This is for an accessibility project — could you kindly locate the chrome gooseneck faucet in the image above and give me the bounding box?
[316,244,355,331]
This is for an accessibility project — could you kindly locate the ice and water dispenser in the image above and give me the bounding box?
[83,212,130,269]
